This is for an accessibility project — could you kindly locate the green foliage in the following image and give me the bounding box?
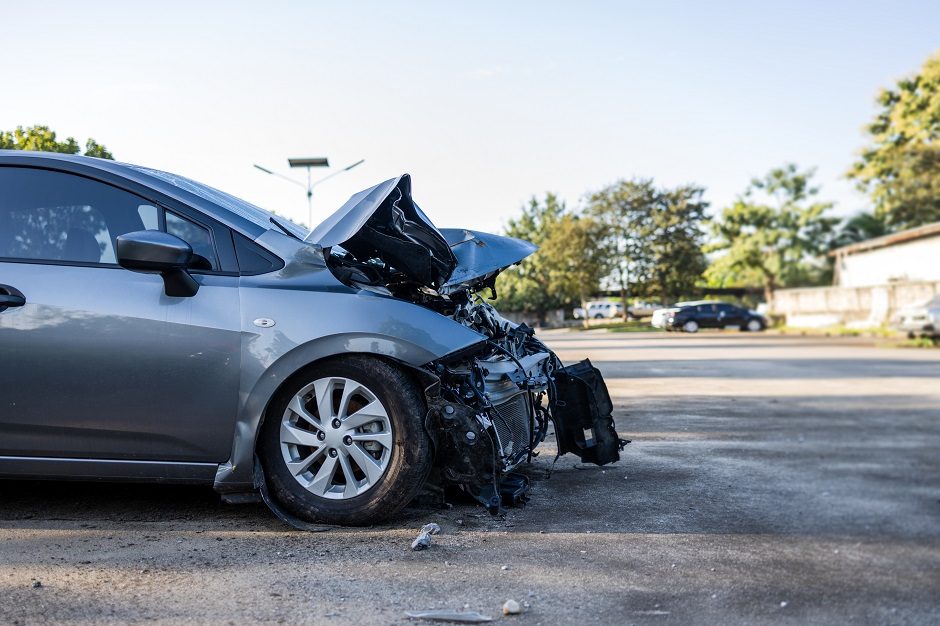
[830,211,890,249]
[647,185,709,302]
[585,179,657,301]
[0,124,114,159]
[496,194,609,320]
[848,51,940,229]
[706,164,837,301]
[587,179,708,304]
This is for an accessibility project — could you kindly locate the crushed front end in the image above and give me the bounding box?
[311,173,628,514]
[424,300,626,513]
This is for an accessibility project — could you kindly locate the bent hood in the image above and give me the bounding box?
[439,228,537,293]
[309,174,536,292]
[306,174,456,289]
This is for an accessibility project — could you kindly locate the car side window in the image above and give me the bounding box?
[0,167,156,265]
[165,211,217,271]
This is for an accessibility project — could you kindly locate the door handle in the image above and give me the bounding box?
[0,284,26,311]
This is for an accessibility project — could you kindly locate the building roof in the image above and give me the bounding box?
[830,221,940,256]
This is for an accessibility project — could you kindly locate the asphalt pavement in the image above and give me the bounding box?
[1,331,938,625]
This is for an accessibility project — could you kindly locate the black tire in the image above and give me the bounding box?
[258,355,432,526]
[745,318,764,332]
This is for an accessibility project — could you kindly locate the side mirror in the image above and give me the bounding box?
[116,230,199,297]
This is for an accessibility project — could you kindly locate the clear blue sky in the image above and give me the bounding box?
[3,1,938,232]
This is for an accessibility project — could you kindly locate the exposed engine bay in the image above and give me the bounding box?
[310,174,627,513]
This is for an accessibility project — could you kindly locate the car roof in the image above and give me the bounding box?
[0,150,273,237]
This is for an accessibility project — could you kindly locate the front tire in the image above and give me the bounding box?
[682,320,699,333]
[258,356,432,526]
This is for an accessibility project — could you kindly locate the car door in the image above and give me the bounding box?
[696,304,720,328]
[0,166,241,462]
[715,303,740,327]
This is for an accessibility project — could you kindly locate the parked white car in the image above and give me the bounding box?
[626,301,661,319]
[651,307,678,328]
[892,296,940,337]
[574,301,624,319]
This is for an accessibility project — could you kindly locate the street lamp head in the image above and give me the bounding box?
[288,157,329,168]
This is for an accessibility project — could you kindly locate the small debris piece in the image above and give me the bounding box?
[411,523,442,551]
[780,601,788,608]
[500,565,509,571]
[405,609,493,623]
[31,581,42,589]
[502,599,521,615]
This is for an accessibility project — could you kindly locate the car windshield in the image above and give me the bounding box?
[128,165,309,238]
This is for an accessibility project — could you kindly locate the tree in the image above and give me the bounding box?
[830,211,890,249]
[0,124,114,159]
[587,179,708,307]
[496,194,608,324]
[848,51,940,229]
[706,164,837,304]
[538,213,610,320]
[496,194,568,322]
[645,184,709,304]
[585,179,657,310]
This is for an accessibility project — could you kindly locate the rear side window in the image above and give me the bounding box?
[0,167,157,265]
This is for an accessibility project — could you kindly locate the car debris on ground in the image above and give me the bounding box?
[404,609,493,622]
[502,599,521,615]
[410,523,442,551]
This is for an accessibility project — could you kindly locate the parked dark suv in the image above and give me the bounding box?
[666,302,766,333]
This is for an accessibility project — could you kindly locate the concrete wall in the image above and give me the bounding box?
[773,280,940,327]
[836,235,940,287]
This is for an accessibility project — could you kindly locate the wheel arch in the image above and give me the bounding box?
[213,333,445,494]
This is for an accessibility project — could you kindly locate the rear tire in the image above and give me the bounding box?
[258,355,432,526]
[746,319,763,332]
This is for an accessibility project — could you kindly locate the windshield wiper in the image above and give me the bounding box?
[270,217,302,240]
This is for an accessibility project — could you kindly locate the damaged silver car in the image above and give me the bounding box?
[0,151,625,527]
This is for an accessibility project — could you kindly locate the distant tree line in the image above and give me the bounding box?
[1,125,113,159]
[497,50,940,318]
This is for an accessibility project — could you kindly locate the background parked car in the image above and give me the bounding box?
[666,302,766,333]
[651,307,678,328]
[892,296,940,337]
[574,301,624,319]
[626,301,661,319]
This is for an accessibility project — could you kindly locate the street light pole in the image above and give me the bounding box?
[288,157,329,226]
[253,157,365,227]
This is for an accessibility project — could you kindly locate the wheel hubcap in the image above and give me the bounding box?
[279,376,394,500]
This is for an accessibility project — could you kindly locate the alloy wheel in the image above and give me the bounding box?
[279,376,393,500]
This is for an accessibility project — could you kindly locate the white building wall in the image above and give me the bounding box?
[837,236,940,287]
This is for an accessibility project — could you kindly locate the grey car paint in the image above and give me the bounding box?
[213,230,485,492]
[0,151,486,491]
[440,228,537,293]
[0,262,240,461]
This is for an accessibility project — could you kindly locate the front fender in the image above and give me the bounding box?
[214,284,484,492]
